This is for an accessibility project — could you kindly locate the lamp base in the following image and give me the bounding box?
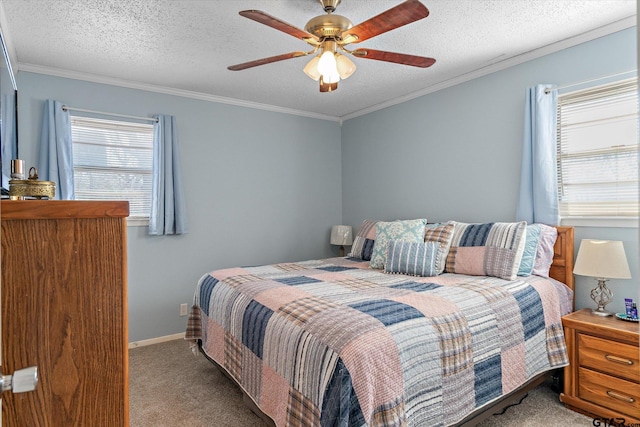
[590,308,613,317]
[589,278,614,317]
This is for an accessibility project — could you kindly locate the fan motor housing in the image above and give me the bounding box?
[305,14,352,39]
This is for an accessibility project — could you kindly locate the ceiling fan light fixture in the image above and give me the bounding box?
[335,53,356,79]
[229,1,435,93]
[303,55,322,81]
[318,50,340,83]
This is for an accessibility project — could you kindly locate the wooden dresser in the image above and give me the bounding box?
[560,308,640,425]
[1,200,129,426]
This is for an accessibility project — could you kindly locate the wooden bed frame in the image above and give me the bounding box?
[548,226,575,295]
[200,226,575,427]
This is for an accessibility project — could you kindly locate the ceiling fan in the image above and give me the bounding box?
[228,0,435,92]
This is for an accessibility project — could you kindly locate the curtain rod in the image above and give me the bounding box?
[544,69,637,94]
[61,105,158,123]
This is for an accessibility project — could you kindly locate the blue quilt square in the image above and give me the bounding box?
[199,275,219,317]
[318,266,356,272]
[242,300,273,359]
[349,299,424,326]
[276,276,322,286]
[474,354,502,406]
[390,281,442,292]
[513,286,545,340]
[321,359,365,426]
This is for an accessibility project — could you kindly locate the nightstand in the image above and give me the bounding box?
[560,308,640,425]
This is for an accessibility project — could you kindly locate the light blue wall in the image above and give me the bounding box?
[16,73,343,342]
[13,26,639,341]
[342,27,638,315]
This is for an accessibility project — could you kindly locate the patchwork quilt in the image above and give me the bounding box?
[186,257,572,427]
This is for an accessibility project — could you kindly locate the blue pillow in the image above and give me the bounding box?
[384,240,440,277]
[518,224,542,276]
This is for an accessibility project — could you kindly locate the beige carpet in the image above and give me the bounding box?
[129,339,593,426]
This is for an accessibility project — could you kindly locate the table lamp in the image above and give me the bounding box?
[573,239,631,317]
[330,225,353,257]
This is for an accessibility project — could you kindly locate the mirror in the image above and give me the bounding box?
[0,25,18,195]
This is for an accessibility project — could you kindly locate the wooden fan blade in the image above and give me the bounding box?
[351,48,435,68]
[228,52,308,71]
[239,10,319,44]
[341,0,429,44]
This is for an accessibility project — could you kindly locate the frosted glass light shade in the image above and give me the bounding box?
[318,51,340,84]
[330,225,353,246]
[335,54,356,79]
[303,56,321,81]
[573,239,631,279]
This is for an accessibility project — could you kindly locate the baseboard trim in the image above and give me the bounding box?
[128,333,184,349]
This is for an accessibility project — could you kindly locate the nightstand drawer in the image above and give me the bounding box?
[579,368,640,418]
[578,334,640,382]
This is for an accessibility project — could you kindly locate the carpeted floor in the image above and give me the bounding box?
[129,339,594,426]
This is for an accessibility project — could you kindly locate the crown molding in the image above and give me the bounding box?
[341,15,637,121]
[17,63,342,123]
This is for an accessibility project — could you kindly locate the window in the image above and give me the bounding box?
[556,78,638,226]
[71,116,154,224]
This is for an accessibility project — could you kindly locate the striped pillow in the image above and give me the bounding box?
[347,219,378,261]
[385,240,440,277]
[423,221,455,275]
[445,221,527,280]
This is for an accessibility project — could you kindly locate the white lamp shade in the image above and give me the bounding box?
[573,239,631,279]
[330,225,353,246]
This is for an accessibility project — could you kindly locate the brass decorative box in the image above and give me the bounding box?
[9,167,56,199]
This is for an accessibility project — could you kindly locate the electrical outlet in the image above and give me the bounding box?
[180,303,188,316]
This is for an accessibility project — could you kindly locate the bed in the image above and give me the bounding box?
[186,221,575,426]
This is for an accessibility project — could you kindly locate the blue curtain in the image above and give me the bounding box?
[38,99,74,200]
[1,92,17,188]
[149,114,188,235]
[516,85,559,225]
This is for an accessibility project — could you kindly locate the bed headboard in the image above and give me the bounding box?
[549,226,574,292]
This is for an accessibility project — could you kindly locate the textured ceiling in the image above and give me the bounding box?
[0,0,636,121]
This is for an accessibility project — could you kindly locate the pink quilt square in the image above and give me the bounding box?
[259,363,291,426]
[341,328,404,424]
[501,343,526,394]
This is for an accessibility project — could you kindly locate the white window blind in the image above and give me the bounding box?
[557,78,639,219]
[71,116,154,220]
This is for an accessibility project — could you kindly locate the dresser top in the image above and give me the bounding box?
[1,200,129,219]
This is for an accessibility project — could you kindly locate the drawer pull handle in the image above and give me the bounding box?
[606,390,635,403]
[605,354,634,365]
